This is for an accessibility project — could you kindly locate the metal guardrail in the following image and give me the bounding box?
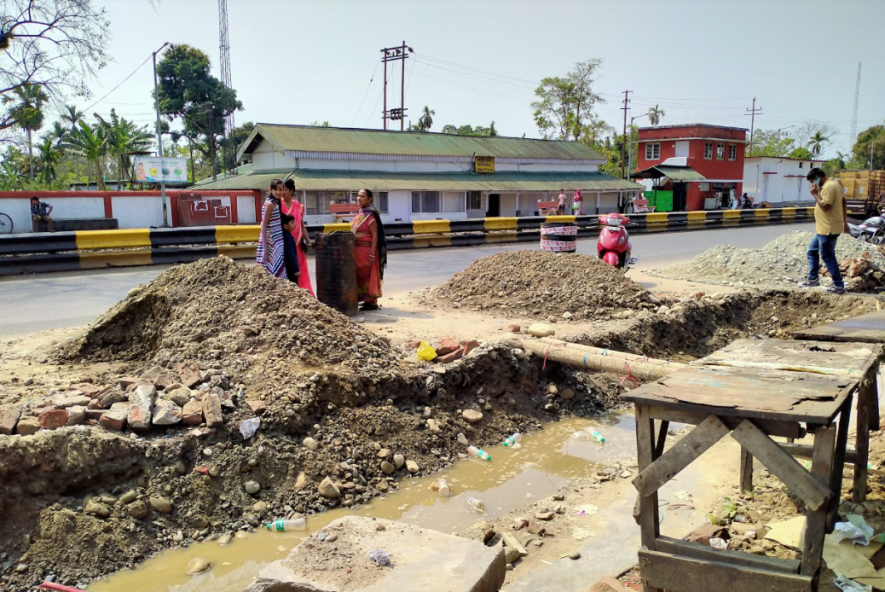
[0,207,815,276]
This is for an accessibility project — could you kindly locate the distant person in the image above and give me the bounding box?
[30,197,53,232]
[799,167,847,294]
[573,189,584,216]
[279,178,314,295]
[351,189,387,311]
[136,162,146,181]
[739,193,754,209]
[557,189,566,215]
[256,179,286,279]
[280,213,301,284]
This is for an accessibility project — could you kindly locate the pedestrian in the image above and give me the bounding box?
[557,188,566,215]
[280,179,315,295]
[739,193,754,209]
[351,189,387,311]
[280,213,301,284]
[256,179,286,279]
[799,167,847,294]
[573,189,583,216]
[30,196,53,232]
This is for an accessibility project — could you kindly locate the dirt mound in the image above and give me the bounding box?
[426,250,651,320]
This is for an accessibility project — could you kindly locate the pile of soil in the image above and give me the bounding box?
[651,230,885,290]
[425,251,653,320]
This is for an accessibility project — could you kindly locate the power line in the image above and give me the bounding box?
[352,61,380,126]
[83,54,154,113]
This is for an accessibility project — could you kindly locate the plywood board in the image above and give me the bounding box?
[794,311,885,344]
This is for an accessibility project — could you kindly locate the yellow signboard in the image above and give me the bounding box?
[474,156,495,174]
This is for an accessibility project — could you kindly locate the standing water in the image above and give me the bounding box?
[87,414,636,592]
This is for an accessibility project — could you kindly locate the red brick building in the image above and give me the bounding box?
[632,124,747,211]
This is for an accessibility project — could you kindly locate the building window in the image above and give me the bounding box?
[467,191,483,210]
[728,145,736,161]
[704,142,713,159]
[412,191,441,213]
[799,162,804,169]
[378,192,389,214]
[305,191,352,215]
[699,183,710,191]
[716,144,725,160]
[443,192,466,213]
[645,143,660,160]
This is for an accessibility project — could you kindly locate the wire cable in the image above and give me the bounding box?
[83,54,154,113]
[352,61,380,126]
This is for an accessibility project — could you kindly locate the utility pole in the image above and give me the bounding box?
[745,97,762,154]
[152,42,170,227]
[627,113,649,181]
[850,62,861,149]
[380,42,412,130]
[620,90,631,179]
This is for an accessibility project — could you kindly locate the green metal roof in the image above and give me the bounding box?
[631,165,706,182]
[192,163,254,187]
[195,169,642,192]
[238,124,606,162]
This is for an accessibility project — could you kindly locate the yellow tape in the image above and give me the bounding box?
[217,245,257,259]
[484,217,518,231]
[412,220,451,234]
[215,225,260,244]
[544,215,577,222]
[75,229,151,250]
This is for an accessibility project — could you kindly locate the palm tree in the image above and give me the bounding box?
[50,121,69,142]
[834,151,848,171]
[37,136,62,185]
[64,120,108,190]
[62,104,86,129]
[647,105,665,126]
[96,109,153,181]
[2,82,49,179]
[807,131,831,158]
[417,106,435,132]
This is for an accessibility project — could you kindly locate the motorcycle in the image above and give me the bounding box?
[597,213,632,270]
[848,216,885,245]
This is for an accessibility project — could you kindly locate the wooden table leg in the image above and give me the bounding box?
[654,420,670,457]
[801,424,837,579]
[635,404,662,592]
[740,447,753,494]
[830,396,853,527]
[855,380,872,503]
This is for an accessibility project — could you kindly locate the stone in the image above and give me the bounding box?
[201,393,224,428]
[0,407,21,435]
[512,518,529,530]
[457,433,469,446]
[501,532,527,558]
[294,472,307,490]
[98,389,125,409]
[527,523,546,536]
[244,481,261,495]
[462,409,484,424]
[534,511,554,521]
[252,501,267,513]
[586,576,625,592]
[377,448,391,458]
[150,496,173,514]
[117,376,140,389]
[437,350,463,364]
[318,477,341,499]
[461,339,480,356]
[218,533,234,546]
[70,382,105,397]
[508,324,521,333]
[504,546,522,564]
[568,551,581,560]
[182,399,203,425]
[127,500,148,519]
[100,402,129,431]
[15,416,41,435]
[39,408,69,430]
[393,454,405,469]
[562,312,573,320]
[527,323,555,337]
[687,523,728,546]
[152,400,182,426]
[128,384,156,431]
[406,460,420,473]
[427,419,441,433]
[186,558,212,575]
[67,405,86,425]
[84,499,110,518]
[303,437,318,451]
[380,461,395,475]
[51,393,91,408]
[325,533,338,543]
[178,362,203,389]
[165,387,192,407]
[560,388,576,401]
[119,490,138,505]
[376,480,389,493]
[436,338,461,356]
[247,400,267,415]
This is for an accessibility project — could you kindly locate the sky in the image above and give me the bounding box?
[63,0,885,159]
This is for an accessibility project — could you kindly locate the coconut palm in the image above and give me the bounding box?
[37,136,62,184]
[647,105,665,126]
[807,131,831,158]
[62,104,86,128]
[63,120,108,190]
[2,82,49,179]
[417,106,435,132]
[96,109,153,181]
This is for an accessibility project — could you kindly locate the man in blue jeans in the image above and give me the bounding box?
[799,167,848,294]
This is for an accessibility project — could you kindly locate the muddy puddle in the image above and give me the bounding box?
[87,414,637,592]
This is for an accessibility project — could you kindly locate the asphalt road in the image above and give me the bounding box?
[0,223,813,337]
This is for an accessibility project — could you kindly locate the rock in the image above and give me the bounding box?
[85,499,111,518]
[568,551,581,560]
[527,523,546,536]
[376,480,389,493]
[182,399,203,425]
[51,393,91,408]
[16,416,40,435]
[218,533,233,546]
[393,454,405,469]
[0,407,21,435]
[244,481,261,495]
[67,405,86,425]
[513,518,529,530]
[152,400,182,426]
[303,437,319,451]
[463,520,496,543]
[377,448,391,458]
[504,546,522,564]
[508,324,521,333]
[461,339,480,356]
[560,387,575,401]
[100,402,129,431]
[201,393,224,428]
[294,472,307,490]
[325,533,338,543]
[252,501,267,513]
[427,419,441,433]
[186,557,212,575]
[687,523,728,546]
[501,532,528,558]
[535,511,554,521]
[165,387,192,407]
[462,409,484,423]
[436,338,461,356]
[39,409,69,430]
[177,362,203,389]
[586,576,624,592]
[98,389,125,409]
[657,305,671,315]
[437,349,463,364]
[126,499,148,519]
[71,382,105,397]
[562,311,573,320]
[150,496,173,514]
[128,384,156,431]
[380,461,395,475]
[406,460,420,473]
[318,477,341,499]
[247,400,267,415]
[457,433,469,446]
[527,323,555,337]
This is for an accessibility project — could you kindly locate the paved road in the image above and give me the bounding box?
[0,223,813,337]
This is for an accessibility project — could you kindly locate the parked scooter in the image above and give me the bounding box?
[597,213,632,270]
[848,216,885,244]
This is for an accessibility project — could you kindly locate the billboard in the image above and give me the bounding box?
[134,156,189,184]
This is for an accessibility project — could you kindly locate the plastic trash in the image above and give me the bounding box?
[591,431,605,444]
[437,478,451,497]
[831,515,874,545]
[834,574,872,592]
[368,549,391,566]
[265,517,306,532]
[467,445,491,461]
[416,341,437,361]
[239,417,260,439]
[503,433,522,448]
[709,537,727,551]
[468,497,485,513]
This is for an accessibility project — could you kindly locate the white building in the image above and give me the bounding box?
[743,156,826,204]
[195,124,643,225]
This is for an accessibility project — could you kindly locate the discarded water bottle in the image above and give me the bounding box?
[467,445,491,461]
[468,497,485,512]
[265,517,306,532]
[503,433,522,447]
[591,431,605,444]
[437,478,452,497]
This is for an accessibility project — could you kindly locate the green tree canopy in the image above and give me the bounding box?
[787,147,813,160]
[747,128,796,158]
[851,125,885,170]
[441,122,498,137]
[532,59,604,141]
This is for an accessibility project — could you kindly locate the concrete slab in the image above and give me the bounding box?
[245,516,505,592]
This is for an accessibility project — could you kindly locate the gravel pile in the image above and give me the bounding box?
[650,230,885,289]
[426,250,652,320]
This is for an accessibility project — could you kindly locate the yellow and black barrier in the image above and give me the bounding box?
[0,207,816,276]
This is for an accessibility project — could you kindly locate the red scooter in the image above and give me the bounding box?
[597,213,632,270]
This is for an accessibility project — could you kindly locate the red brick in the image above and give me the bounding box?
[177,362,203,388]
[461,339,480,356]
[70,383,106,397]
[182,399,203,425]
[118,376,140,389]
[436,350,463,364]
[39,409,69,430]
[201,393,224,428]
[0,407,21,435]
[405,340,421,350]
[508,324,521,333]
[100,403,129,431]
[247,400,267,415]
[435,338,460,356]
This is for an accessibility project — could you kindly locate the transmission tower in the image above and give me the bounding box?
[218,0,236,173]
[850,62,861,149]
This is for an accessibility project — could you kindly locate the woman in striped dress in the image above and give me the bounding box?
[256,179,286,278]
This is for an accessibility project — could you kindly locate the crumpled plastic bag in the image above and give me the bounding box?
[416,341,437,361]
[239,417,260,440]
[368,549,391,566]
[831,515,875,545]
[834,574,872,592]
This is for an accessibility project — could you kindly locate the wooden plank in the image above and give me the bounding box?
[830,397,852,526]
[779,442,858,464]
[802,425,837,576]
[654,420,670,458]
[635,404,660,550]
[633,415,730,497]
[854,378,873,502]
[654,536,800,574]
[730,420,832,512]
[647,407,805,439]
[638,550,814,592]
[740,447,754,494]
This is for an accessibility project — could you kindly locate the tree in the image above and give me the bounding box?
[793,121,837,152]
[746,128,796,158]
[95,109,153,181]
[851,125,885,171]
[156,44,243,181]
[36,134,61,183]
[787,146,813,160]
[62,104,85,129]
[441,121,498,137]
[416,106,435,132]
[647,105,665,126]
[309,120,330,127]
[807,131,830,158]
[2,81,48,178]
[532,59,604,141]
[63,120,107,189]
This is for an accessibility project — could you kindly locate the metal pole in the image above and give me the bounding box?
[620,90,630,179]
[400,41,406,131]
[382,52,387,130]
[153,42,170,227]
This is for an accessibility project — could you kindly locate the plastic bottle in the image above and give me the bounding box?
[437,478,451,497]
[591,431,605,444]
[503,433,522,448]
[265,517,306,532]
[468,497,485,512]
[467,445,491,461]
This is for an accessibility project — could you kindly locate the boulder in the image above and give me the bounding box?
[318,477,341,499]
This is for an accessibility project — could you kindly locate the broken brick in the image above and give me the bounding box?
[39,409,69,430]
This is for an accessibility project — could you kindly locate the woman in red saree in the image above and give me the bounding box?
[351,189,387,311]
[280,179,315,295]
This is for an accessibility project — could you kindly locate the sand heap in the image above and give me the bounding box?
[427,250,652,320]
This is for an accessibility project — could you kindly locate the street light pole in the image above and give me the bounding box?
[153,42,170,227]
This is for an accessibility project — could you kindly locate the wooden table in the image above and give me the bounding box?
[623,365,859,592]
[694,338,882,502]
[793,310,885,344]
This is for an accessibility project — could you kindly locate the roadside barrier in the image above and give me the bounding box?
[0,206,815,276]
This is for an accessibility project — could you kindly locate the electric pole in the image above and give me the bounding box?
[620,90,631,179]
[152,42,170,227]
[850,62,861,149]
[745,97,763,154]
[380,42,412,130]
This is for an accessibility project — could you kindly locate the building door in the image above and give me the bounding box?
[673,183,687,211]
[487,194,501,217]
[675,141,689,158]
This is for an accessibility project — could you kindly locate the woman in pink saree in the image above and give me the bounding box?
[280,179,315,295]
[351,189,387,311]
